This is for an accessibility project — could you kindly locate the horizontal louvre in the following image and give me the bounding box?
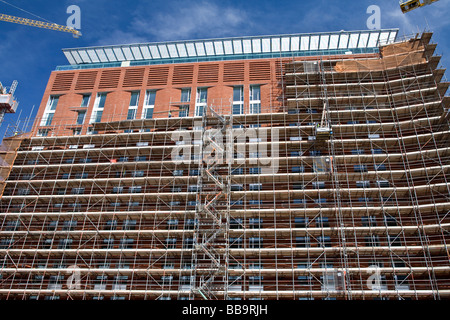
[197,64,219,83]
[147,66,170,86]
[75,71,98,90]
[172,65,194,85]
[98,70,122,89]
[123,68,145,87]
[249,61,271,81]
[223,62,244,82]
[51,73,75,91]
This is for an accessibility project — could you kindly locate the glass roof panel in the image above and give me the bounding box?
[158,45,170,58]
[130,46,143,60]
[338,34,349,49]
[271,37,280,52]
[62,29,398,65]
[319,35,329,50]
[204,42,215,55]
[281,37,290,52]
[233,40,243,54]
[223,40,233,54]
[214,41,224,55]
[176,43,188,57]
[140,46,151,59]
[300,36,309,50]
[261,38,271,52]
[167,44,178,58]
[243,39,252,53]
[290,36,300,51]
[348,33,359,48]
[185,43,196,57]
[149,46,160,59]
[309,36,319,50]
[195,42,206,56]
[358,33,370,48]
[329,35,339,49]
[87,49,100,63]
[367,32,379,47]
[252,38,261,53]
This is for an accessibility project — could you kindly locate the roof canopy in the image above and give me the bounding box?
[62,29,398,66]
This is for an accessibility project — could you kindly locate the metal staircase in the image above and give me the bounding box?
[191,105,231,299]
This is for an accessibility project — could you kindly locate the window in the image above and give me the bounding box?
[362,216,377,227]
[249,167,261,174]
[58,239,73,249]
[105,220,117,230]
[63,220,77,231]
[135,156,147,162]
[230,238,242,248]
[71,187,85,195]
[318,236,331,247]
[102,238,114,249]
[249,85,261,114]
[295,217,308,228]
[249,218,262,229]
[167,219,178,230]
[292,166,305,173]
[233,86,244,115]
[312,181,325,189]
[123,220,136,230]
[37,129,49,137]
[142,90,156,119]
[81,94,90,107]
[296,237,310,248]
[374,164,386,171]
[195,88,207,116]
[230,218,243,229]
[316,217,329,228]
[184,219,197,230]
[354,165,368,172]
[76,111,86,125]
[249,237,263,249]
[127,91,139,120]
[178,88,191,117]
[183,238,194,249]
[119,238,134,249]
[129,186,142,193]
[356,181,370,188]
[376,180,390,188]
[165,238,177,249]
[90,93,107,123]
[40,95,59,126]
[249,183,262,191]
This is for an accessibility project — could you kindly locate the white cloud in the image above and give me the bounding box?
[135,0,249,41]
[93,0,250,45]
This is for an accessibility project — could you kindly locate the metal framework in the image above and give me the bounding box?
[0,32,449,300]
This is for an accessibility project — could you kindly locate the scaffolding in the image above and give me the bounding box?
[0,32,449,300]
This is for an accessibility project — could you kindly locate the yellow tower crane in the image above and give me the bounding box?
[400,0,440,13]
[0,13,82,37]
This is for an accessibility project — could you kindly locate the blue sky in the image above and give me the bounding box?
[0,0,449,138]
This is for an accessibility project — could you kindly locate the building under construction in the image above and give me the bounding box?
[0,29,449,300]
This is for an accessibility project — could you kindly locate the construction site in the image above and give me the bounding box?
[0,28,449,300]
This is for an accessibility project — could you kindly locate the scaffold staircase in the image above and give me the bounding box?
[191,105,230,300]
